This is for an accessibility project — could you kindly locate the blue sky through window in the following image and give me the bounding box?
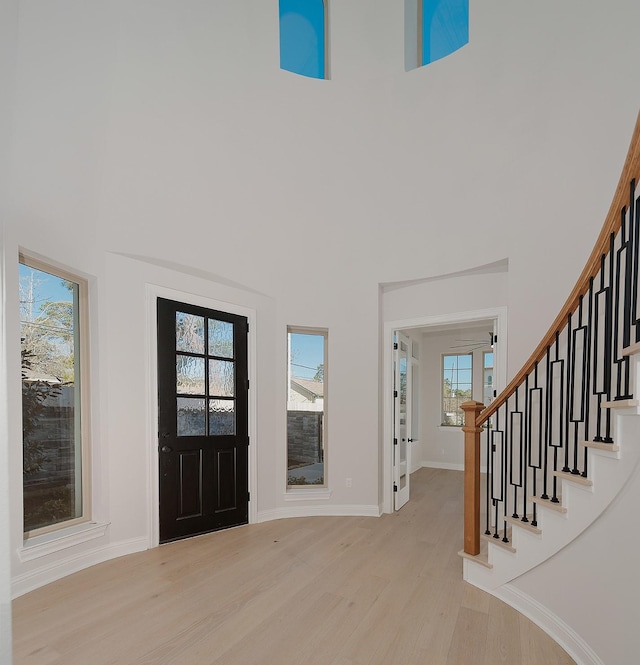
[290,333,324,379]
[422,0,468,66]
[279,0,325,79]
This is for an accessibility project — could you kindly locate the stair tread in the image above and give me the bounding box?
[622,341,640,357]
[601,399,638,409]
[530,495,567,513]
[505,514,542,535]
[458,546,493,569]
[553,470,593,486]
[481,529,516,553]
[580,440,620,452]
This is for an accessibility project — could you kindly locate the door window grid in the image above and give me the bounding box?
[175,313,236,437]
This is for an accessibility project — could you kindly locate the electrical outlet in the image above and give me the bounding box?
[346,477,352,488]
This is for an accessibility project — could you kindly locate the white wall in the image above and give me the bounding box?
[3,1,640,634]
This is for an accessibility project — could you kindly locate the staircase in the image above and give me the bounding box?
[460,113,640,592]
[461,391,640,589]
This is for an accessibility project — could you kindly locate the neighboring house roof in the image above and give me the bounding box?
[290,377,324,400]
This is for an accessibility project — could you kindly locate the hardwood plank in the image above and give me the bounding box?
[12,468,576,665]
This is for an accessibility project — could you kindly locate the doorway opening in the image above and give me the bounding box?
[383,307,507,514]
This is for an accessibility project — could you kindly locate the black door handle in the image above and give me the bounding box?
[161,445,173,453]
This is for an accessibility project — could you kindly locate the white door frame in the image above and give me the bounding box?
[145,284,258,548]
[382,307,508,515]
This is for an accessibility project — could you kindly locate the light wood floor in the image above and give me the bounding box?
[13,468,575,665]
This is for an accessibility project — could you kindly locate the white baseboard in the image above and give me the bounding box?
[255,504,381,523]
[492,584,604,665]
[12,536,149,598]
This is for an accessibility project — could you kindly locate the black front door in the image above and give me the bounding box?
[157,297,249,543]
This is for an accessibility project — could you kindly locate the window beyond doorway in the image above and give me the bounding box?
[20,255,90,534]
[287,327,327,487]
[441,353,472,426]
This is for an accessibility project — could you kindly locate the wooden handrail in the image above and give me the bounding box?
[479,111,640,426]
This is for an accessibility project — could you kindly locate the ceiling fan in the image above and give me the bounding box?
[449,332,495,351]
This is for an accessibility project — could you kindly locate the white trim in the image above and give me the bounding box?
[492,583,605,665]
[12,536,148,599]
[383,307,508,514]
[145,284,258,549]
[255,505,380,523]
[284,489,332,501]
[18,521,110,562]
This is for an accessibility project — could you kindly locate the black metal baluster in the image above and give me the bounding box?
[510,387,522,520]
[604,233,615,442]
[522,374,530,523]
[571,298,585,474]
[633,191,640,344]
[563,313,572,472]
[542,349,551,500]
[503,395,511,542]
[583,277,594,476]
[529,362,541,527]
[492,409,501,539]
[550,333,563,504]
[485,423,491,536]
[593,253,608,442]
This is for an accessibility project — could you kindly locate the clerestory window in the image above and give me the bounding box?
[279,0,328,79]
[406,0,469,71]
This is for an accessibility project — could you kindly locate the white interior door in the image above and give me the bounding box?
[410,353,420,472]
[394,332,411,510]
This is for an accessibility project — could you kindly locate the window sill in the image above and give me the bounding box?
[284,489,332,501]
[19,521,110,562]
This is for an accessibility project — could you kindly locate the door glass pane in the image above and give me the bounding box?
[399,357,407,426]
[208,319,234,358]
[209,399,235,435]
[176,356,205,394]
[176,313,205,354]
[209,359,235,397]
[177,397,206,436]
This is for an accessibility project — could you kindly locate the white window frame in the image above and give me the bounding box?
[441,352,473,427]
[286,326,328,490]
[19,253,92,539]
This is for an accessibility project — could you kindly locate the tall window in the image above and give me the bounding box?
[406,0,469,71]
[483,351,494,406]
[279,0,328,79]
[287,328,327,487]
[20,256,89,534]
[442,353,472,426]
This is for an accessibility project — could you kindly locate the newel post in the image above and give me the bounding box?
[461,400,485,556]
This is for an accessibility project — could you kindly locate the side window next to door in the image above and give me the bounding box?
[287,327,328,488]
[20,255,91,536]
